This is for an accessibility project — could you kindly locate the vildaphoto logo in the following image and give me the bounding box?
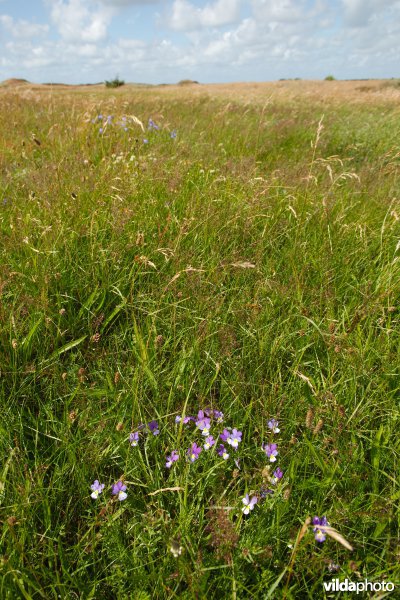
[323,579,395,594]
[324,579,394,594]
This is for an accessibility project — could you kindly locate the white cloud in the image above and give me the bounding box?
[341,0,399,27]
[1,0,400,84]
[0,14,49,38]
[48,0,114,42]
[250,0,308,23]
[167,0,241,31]
[98,0,160,4]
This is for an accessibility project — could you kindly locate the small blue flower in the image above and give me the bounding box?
[148,118,160,131]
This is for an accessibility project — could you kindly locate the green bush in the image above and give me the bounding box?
[105,75,125,88]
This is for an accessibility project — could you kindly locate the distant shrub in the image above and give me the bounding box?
[324,75,336,81]
[105,76,125,88]
[178,79,199,86]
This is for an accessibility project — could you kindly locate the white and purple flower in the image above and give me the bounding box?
[90,480,105,499]
[242,494,258,515]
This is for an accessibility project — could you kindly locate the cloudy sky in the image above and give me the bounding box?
[0,0,399,84]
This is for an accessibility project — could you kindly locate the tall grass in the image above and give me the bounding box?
[0,83,399,598]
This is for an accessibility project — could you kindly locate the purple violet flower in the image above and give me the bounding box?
[90,480,105,499]
[271,467,283,484]
[227,428,242,449]
[217,444,229,460]
[203,435,215,450]
[242,494,258,514]
[188,442,202,462]
[170,130,177,139]
[112,480,127,501]
[175,415,193,425]
[313,516,329,542]
[195,410,211,436]
[268,419,280,434]
[213,410,224,423]
[263,443,278,462]
[166,450,179,468]
[129,431,140,447]
[260,486,274,498]
[148,118,159,130]
[148,420,160,436]
[220,429,231,442]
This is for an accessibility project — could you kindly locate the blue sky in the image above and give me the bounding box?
[0,0,399,84]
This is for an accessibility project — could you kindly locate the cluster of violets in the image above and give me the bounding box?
[90,114,177,142]
[89,411,329,542]
[144,117,177,144]
[91,113,129,134]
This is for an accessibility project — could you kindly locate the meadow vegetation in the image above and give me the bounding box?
[0,80,399,598]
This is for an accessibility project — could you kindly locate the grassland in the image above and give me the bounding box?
[0,79,399,599]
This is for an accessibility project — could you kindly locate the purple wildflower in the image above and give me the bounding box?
[188,442,202,462]
[170,130,177,139]
[217,444,229,460]
[227,428,242,449]
[90,480,105,499]
[166,450,179,468]
[112,480,127,501]
[271,467,283,484]
[220,429,231,442]
[143,138,149,144]
[99,127,104,134]
[242,494,258,514]
[263,443,278,462]
[203,435,215,450]
[195,410,211,436]
[148,420,160,436]
[107,115,113,124]
[313,516,329,542]
[268,419,280,434]
[148,118,159,130]
[129,431,140,447]
[260,486,274,499]
[175,415,193,425]
[213,410,224,423]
